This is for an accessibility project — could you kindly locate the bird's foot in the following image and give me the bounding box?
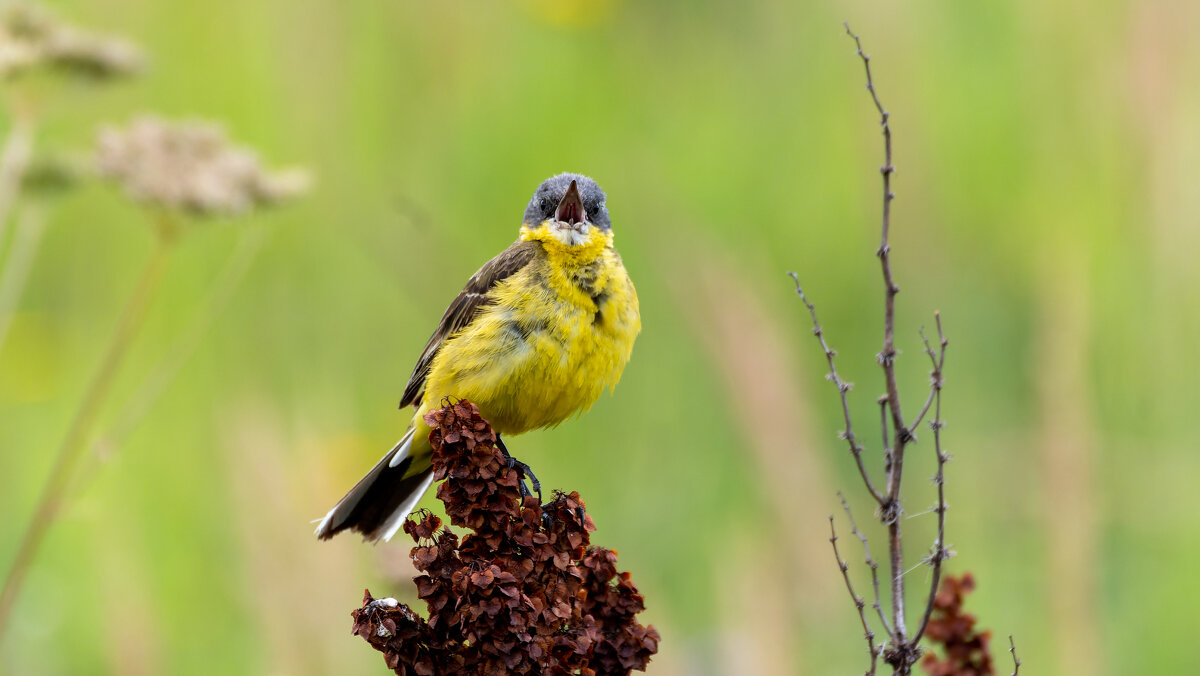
[496,435,542,504]
[539,502,587,533]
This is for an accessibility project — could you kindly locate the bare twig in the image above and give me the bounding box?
[839,492,892,637]
[912,315,949,644]
[352,400,659,674]
[843,20,912,646]
[878,396,889,454]
[829,516,879,676]
[789,273,886,506]
[907,375,937,435]
[795,24,959,675]
[842,22,904,443]
[1009,635,1021,675]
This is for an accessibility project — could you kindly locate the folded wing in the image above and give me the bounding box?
[399,239,542,409]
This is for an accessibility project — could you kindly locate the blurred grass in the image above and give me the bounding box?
[1,0,1199,674]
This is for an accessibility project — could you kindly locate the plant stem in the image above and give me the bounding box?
[0,203,47,357]
[0,231,174,641]
[90,226,267,463]
[0,104,37,253]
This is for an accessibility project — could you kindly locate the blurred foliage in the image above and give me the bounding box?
[0,1,1198,674]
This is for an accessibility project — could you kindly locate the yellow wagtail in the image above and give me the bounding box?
[316,173,641,542]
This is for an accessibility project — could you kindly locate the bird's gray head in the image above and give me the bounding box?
[522,173,612,232]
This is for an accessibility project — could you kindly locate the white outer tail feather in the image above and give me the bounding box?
[388,430,414,468]
[313,428,417,540]
[374,471,434,542]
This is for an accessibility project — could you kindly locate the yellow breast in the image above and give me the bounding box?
[422,225,641,435]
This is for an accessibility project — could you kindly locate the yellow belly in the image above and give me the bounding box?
[421,248,640,435]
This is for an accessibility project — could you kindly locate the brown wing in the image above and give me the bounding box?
[398,239,541,408]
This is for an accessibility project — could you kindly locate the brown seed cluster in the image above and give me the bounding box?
[351,400,659,676]
[921,573,996,676]
[0,3,143,81]
[96,116,310,217]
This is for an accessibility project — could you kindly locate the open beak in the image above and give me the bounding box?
[554,180,587,226]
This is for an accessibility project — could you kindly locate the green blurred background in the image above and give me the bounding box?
[2,0,1198,674]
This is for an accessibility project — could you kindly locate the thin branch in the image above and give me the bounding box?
[879,395,898,511]
[909,316,948,433]
[829,516,879,676]
[1009,635,1021,675]
[843,21,905,447]
[878,395,890,458]
[843,20,910,644]
[908,380,937,435]
[839,492,893,639]
[912,315,949,644]
[788,272,886,506]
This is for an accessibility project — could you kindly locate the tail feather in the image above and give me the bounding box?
[314,429,434,542]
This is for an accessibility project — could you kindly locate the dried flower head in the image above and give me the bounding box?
[351,400,660,675]
[95,116,310,217]
[0,3,143,81]
[921,573,996,676]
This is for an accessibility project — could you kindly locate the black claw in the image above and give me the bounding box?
[526,467,542,501]
[496,434,543,503]
[575,505,586,527]
[511,460,532,498]
[508,458,541,502]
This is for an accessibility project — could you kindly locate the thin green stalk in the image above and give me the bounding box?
[0,106,37,254]
[90,226,268,462]
[0,230,174,641]
[0,202,48,357]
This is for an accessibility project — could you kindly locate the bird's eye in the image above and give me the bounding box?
[539,198,548,210]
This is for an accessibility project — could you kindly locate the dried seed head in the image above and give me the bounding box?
[0,3,144,81]
[96,116,311,217]
[352,399,659,675]
[920,573,996,676]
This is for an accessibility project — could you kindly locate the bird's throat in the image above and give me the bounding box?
[520,222,612,263]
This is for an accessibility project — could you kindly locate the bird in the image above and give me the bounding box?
[315,173,641,542]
